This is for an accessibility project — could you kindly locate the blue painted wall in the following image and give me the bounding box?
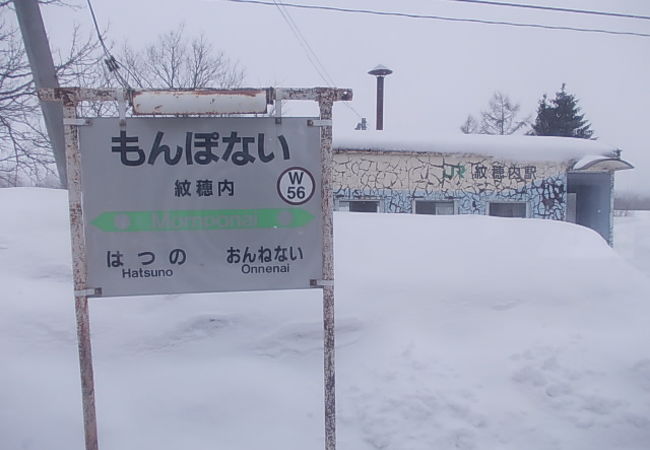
[334,152,568,220]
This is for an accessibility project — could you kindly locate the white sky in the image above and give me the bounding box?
[36,0,650,193]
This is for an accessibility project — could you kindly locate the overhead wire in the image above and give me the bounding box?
[85,0,132,90]
[443,0,650,22]
[271,1,334,87]
[221,0,650,38]
[270,0,364,119]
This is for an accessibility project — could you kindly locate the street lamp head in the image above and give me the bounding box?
[368,64,393,77]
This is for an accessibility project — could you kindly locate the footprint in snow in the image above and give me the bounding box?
[254,318,363,357]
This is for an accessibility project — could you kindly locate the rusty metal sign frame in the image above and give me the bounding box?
[40,86,352,450]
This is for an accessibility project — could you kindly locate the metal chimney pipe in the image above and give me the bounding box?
[368,65,393,130]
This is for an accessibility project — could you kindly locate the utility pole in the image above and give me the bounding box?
[14,0,67,187]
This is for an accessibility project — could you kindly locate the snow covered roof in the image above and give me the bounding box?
[572,155,634,171]
[333,131,621,163]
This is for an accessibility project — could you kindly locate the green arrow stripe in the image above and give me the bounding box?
[90,208,314,232]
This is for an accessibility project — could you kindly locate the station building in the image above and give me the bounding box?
[332,132,633,245]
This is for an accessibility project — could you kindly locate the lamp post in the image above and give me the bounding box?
[368,65,393,130]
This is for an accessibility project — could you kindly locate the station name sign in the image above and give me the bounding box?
[79,117,322,297]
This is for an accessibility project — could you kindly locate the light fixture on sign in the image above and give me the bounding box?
[131,89,271,115]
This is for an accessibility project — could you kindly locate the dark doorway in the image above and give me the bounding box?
[567,172,612,244]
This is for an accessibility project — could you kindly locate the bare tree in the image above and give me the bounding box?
[0,0,68,6]
[0,4,103,186]
[118,25,245,90]
[479,91,530,135]
[1,9,245,187]
[460,91,530,136]
[460,114,479,134]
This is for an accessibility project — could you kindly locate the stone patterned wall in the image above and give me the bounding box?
[333,151,570,220]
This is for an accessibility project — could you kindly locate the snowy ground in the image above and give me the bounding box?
[615,211,650,276]
[1,188,649,450]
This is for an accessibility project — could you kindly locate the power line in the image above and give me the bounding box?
[221,0,650,38]
[272,0,335,86]
[270,1,364,118]
[444,0,650,21]
[85,0,132,89]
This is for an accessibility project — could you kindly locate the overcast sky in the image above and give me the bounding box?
[38,0,650,193]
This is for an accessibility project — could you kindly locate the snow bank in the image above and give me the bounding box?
[615,211,650,275]
[334,130,620,162]
[1,188,649,450]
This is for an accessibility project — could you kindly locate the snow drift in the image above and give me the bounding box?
[1,188,649,450]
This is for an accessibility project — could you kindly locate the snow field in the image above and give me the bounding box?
[1,188,649,450]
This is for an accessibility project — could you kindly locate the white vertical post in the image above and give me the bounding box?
[608,171,615,246]
[319,92,336,450]
[63,100,100,450]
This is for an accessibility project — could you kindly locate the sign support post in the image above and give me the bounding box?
[62,95,100,450]
[319,93,336,450]
[276,87,352,450]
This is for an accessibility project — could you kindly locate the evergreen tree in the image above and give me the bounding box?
[529,84,594,138]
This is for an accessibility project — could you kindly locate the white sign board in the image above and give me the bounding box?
[79,117,322,297]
